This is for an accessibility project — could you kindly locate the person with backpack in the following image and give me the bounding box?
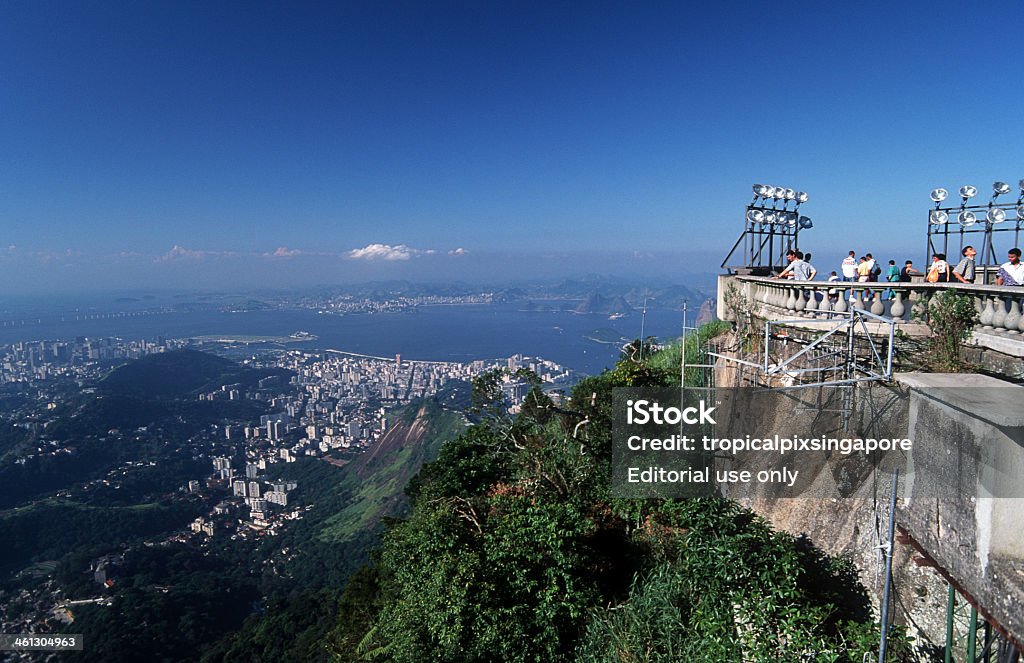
[866,253,881,282]
[927,253,950,283]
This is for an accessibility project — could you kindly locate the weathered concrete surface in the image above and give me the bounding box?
[895,372,1024,426]
[968,330,1024,359]
[894,373,1024,649]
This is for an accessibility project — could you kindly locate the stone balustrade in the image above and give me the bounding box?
[721,276,1024,339]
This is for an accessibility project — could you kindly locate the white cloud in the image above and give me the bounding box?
[448,247,468,256]
[347,243,422,261]
[156,245,236,262]
[266,247,303,258]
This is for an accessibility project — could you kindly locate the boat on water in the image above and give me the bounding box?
[608,312,625,320]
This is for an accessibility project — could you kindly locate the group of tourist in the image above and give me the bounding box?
[908,246,1023,286]
[771,247,1024,288]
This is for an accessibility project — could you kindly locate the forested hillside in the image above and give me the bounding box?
[326,324,910,662]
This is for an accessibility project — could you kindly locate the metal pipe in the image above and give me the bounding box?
[968,606,978,662]
[681,302,687,389]
[946,583,956,663]
[763,320,770,372]
[878,468,899,662]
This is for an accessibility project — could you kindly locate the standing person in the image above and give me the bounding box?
[857,256,874,302]
[996,248,1024,286]
[789,250,813,281]
[883,260,900,300]
[841,251,858,282]
[900,260,921,282]
[856,256,871,282]
[865,253,880,282]
[802,253,817,281]
[773,250,798,279]
[952,246,976,284]
[927,253,950,283]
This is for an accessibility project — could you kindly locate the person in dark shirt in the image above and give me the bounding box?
[899,260,921,282]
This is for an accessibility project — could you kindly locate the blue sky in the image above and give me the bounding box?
[2,0,1024,292]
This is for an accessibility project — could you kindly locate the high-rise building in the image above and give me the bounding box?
[266,490,288,506]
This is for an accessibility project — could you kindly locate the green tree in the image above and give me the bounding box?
[926,290,979,371]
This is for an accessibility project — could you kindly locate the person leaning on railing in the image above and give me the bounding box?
[899,260,921,282]
[952,245,976,284]
[773,250,816,281]
[996,248,1024,286]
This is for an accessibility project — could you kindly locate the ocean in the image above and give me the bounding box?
[0,301,692,376]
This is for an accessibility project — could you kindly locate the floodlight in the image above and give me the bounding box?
[1017,204,1024,220]
[763,186,777,199]
[787,216,797,228]
[929,210,949,225]
[771,186,784,200]
[957,210,977,226]
[1019,179,1024,192]
[993,181,1012,196]
[959,185,978,200]
[752,184,768,198]
[764,211,778,224]
[746,209,765,224]
[930,188,948,203]
[783,188,796,201]
[796,191,808,204]
[987,208,1007,224]
[798,216,813,229]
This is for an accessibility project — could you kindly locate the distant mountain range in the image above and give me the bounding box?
[299,276,710,308]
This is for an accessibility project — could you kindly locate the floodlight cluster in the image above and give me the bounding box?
[752,184,808,205]
[928,180,1024,226]
[748,184,811,228]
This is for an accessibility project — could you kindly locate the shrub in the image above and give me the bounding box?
[926,290,978,372]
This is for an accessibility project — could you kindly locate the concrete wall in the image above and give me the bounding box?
[895,373,1024,647]
[716,330,1024,654]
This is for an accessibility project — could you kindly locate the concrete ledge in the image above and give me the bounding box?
[894,372,1024,427]
[969,330,1024,358]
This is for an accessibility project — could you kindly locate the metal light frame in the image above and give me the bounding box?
[926,181,1024,276]
[722,184,812,273]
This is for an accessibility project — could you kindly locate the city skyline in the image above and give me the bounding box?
[4,1,1024,292]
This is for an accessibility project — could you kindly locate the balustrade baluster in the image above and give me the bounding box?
[992,296,1007,331]
[833,287,848,314]
[870,290,885,316]
[979,295,995,329]
[890,291,905,321]
[805,288,818,317]
[1005,297,1022,335]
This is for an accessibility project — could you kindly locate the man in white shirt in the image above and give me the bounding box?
[997,248,1024,286]
[841,251,858,282]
